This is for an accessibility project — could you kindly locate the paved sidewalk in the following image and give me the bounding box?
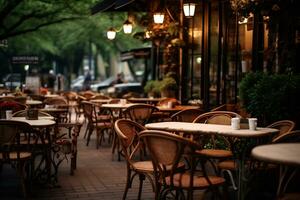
[0,122,154,200]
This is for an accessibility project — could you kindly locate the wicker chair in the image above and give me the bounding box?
[81,101,111,148]
[140,129,226,200]
[266,120,295,142]
[272,130,300,143]
[193,111,241,160]
[12,110,52,117]
[170,108,204,122]
[123,104,159,125]
[114,119,153,200]
[0,120,36,198]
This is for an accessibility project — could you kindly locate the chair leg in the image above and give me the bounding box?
[122,168,132,200]
[86,126,94,146]
[138,174,145,199]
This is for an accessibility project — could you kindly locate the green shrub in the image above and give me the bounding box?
[144,80,160,97]
[239,72,300,126]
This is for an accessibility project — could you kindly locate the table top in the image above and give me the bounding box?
[44,94,60,98]
[90,99,112,104]
[156,105,200,112]
[145,122,278,138]
[11,117,55,127]
[26,100,43,105]
[251,143,300,166]
[101,103,137,109]
[128,97,162,102]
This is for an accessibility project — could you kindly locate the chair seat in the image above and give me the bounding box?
[218,160,237,170]
[0,152,32,160]
[132,161,186,173]
[196,149,233,158]
[95,115,111,121]
[94,122,112,128]
[132,161,154,172]
[165,172,225,188]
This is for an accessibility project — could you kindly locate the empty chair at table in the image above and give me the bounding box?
[114,119,152,200]
[140,129,226,200]
[81,101,111,148]
[170,108,204,122]
[123,104,158,125]
[0,120,36,198]
[266,120,295,142]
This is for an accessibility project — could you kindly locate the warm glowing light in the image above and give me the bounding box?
[183,3,196,17]
[107,28,116,40]
[123,20,132,34]
[145,30,152,39]
[153,12,164,24]
[24,65,29,71]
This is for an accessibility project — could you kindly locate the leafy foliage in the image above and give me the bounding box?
[239,72,300,125]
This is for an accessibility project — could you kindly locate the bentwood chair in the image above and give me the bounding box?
[266,120,295,142]
[140,130,226,200]
[123,104,159,125]
[81,101,111,148]
[170,108,204,122]
[193,111,241,160]
[114,119,154,200]
[0,120,36,198]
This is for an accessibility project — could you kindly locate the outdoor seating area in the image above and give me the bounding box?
[0,90,299,200]
[0,0,299,199]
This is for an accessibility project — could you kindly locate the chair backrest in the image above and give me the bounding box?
[44,97,67,106]
[0,120,34,160]
[193,111,241,124]
[140,130,201,185]
[81,101,96,122]
[272,130,300,143]
[171,108,204,122]
[205,114,232,125]
[157,98,181,107]
[79,91,95,100]
[12,110,52,117]
[0,100,27,114]
[211,104,237,112]
[90,94,111,100]
[114,119,146,162]
[123,104,159,125]
[267,120,295,142]
[63,91,78,102]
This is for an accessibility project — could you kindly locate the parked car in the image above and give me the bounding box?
[108,82,143,98]
[90,77,115,92]
[2,73,22,89]
[70,75,84,92]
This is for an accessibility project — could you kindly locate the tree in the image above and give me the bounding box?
[0,0,95,40]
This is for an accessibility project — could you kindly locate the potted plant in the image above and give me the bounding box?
[144,80,160,97]
[159,77,178,98]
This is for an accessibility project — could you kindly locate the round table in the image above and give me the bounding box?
[128,97,162,105]
[145,121,279,200]
[156,105,200,113]
[252,143,300,197]
[90,99,112,104]
[11,117,55,127]
[145,122,278,138]
[252,143,300,166]
[101,103,137,109]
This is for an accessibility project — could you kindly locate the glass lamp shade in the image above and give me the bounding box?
[107,28,116,40]
[153,12,165,24]
[183,3,196,17]
[123,20,132,34]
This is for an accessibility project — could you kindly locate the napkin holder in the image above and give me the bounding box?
[240,118,249,129]
[26,108,38,120]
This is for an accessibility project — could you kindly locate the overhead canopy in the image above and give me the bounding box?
[91,0,151,14]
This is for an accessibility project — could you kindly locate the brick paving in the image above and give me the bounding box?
[0,121,155,200]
